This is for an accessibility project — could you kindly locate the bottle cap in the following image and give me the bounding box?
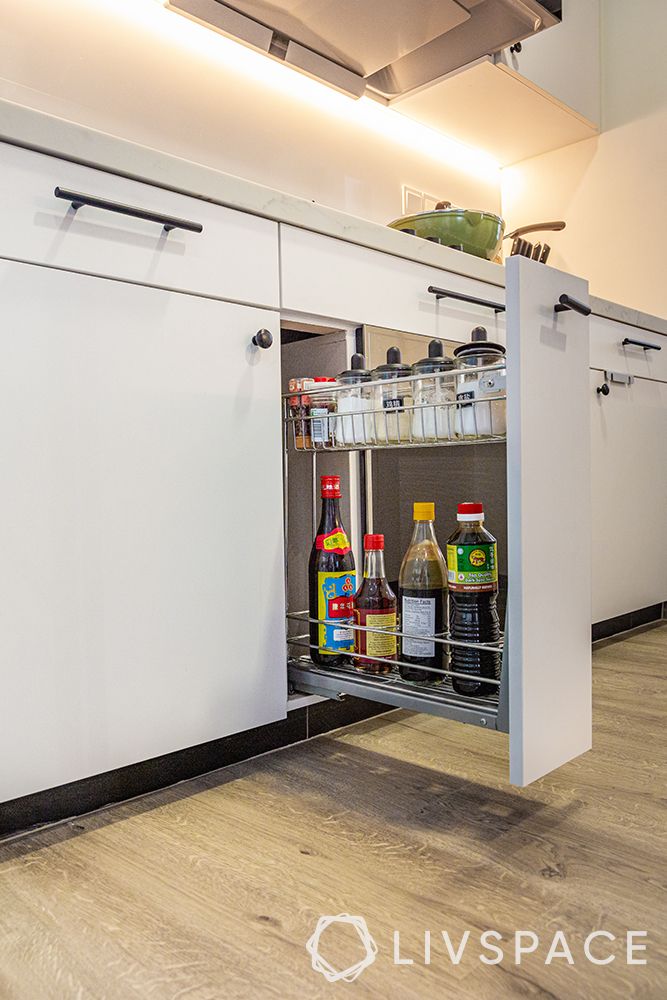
[412,339,455,374]
[337,353,371,383]
[364,533,384,550]
[321,475,341,498]
[453,326,505,359]
[413,502,435,521]
[457,502,485,521]
[372,346,411,379]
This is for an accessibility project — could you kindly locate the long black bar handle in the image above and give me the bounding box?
[54,187,203,234]
[554,293,592,316]
[622,337,662,351]
[427,285,505,314]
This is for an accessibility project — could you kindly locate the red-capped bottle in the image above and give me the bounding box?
[309,475,356,666]
[354,534,397,675]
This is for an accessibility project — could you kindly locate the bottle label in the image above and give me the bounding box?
[317,571,356,653]
[447,543,498,592]
[383,396,405,411]
[310,406,330,443]
[402,597,436,657]
[355,609,397,659]
[315,529,351,555]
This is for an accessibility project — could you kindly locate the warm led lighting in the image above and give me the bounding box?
[102,0,500,181]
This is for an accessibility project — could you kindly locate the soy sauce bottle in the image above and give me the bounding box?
[308,475,356,667]
[398,502,448,683]
[354,534,397,675]
[446,502,501,696]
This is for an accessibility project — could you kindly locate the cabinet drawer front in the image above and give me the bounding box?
[590,315,666,382]
[591,372,667,623]
[280,225,506,345]
[0,142,279,308]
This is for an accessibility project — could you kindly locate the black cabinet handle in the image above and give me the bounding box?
[622,337,662,351]
[252,329,273,349]
[554,293,591,316]
[54,187,203,234]
[596,383,610,396]
[427,286,505,314]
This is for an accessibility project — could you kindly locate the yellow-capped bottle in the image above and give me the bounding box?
[398,502,448,683]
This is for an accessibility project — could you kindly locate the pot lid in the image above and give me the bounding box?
[453,326,506,358]
[413,339,456,373]
[372,346,412,378]
[337,352,372,382]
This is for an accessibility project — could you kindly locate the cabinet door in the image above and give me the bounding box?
[499,0,600,126]
[591,372,667,623]
[0,261,286,802]
[506,256,592,786]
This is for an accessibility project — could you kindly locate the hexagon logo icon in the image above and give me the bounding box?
[306,914,378,983]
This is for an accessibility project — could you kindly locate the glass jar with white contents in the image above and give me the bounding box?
[453,327,506,439]
[371,347,413,444]
[411,340,457,442]
[334,354,374,447]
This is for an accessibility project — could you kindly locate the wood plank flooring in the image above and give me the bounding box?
[0,624,665,999]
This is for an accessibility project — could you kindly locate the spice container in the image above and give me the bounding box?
[371,347,412,444]
[411,340,457,442]
[334,354,374,447]
[288,377,315,450]
[453,327,506,439]
[309,378,337,448]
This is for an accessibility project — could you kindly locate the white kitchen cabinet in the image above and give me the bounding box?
[590,371,667,624]
[0,142,280,308]
[497,0,601,127]
[280,225,506,344]
[0,260,286,802]
[392,2,599,166]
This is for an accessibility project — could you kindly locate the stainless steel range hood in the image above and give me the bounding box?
[167,0,560,99]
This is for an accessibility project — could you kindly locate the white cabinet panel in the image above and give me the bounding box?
[590,314,666,383]
[0,142,279,308]
[591,373,667,623]
[0,261,286,801]
[280,225,506,344]
[506,257,592,786]
[499,0,600,126]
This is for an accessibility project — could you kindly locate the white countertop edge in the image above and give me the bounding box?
[1,97,666,335]
[589,295,667,339]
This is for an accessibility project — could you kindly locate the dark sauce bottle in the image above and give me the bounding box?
[446,502,501,697]
[308,475,356,667]
[398,502,448,683]
[354,533,397,675]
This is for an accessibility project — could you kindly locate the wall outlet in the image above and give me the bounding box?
[401,185,441,216]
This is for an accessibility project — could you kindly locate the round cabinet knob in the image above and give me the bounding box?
[510,41,522,54]
[597,382,610,396]
[252,329,273,349]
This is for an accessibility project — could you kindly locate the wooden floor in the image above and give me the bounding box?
[0,625,665,999]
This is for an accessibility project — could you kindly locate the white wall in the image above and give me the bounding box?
[502,0,667,317]
[0,0,500,224]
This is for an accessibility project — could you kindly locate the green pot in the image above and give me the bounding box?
[388,205,505,261]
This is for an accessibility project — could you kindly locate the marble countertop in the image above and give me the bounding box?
[1,97,665,337]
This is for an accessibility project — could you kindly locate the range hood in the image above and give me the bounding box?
[167,0,561,99]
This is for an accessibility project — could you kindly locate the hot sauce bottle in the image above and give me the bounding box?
[308,475,356,666]
[354,534,397,674]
